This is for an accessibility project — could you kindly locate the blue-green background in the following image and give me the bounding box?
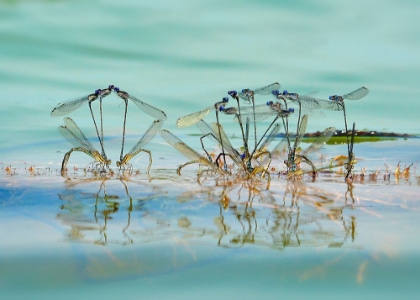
[1,0,419,155]
[1,1,420,299]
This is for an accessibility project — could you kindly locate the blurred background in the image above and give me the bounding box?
[0,0,419,164]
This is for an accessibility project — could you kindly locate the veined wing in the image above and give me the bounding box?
[59,117,97,153]
[237,103,275,114]
[262,138,288,165]
[259,123,281,151]
[176,106,212,128]
[271,138,289,158]
[294,95,322,109]
[294,114,308,149]
[116,92,167,121]
[318,99,343,111]
[301,127,335,156]
[160,130,209,162]
[239,82,281,100]
[125,120,163,156]
[234,111,278,123]
[343,87,369,100]
[197,120,242,163]
[210,122,242,164]
[196,120,220,145]
[254,82,281,95]
[51,93,97,117]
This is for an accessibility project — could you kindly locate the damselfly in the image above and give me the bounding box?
[51,86,113,159]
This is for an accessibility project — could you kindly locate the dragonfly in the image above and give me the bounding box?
[116,119,163,174]
[113,86,167,162]
[59,117,111,176]
[51,86,114,159]
[160,130,227,176]
[176,98,228,128]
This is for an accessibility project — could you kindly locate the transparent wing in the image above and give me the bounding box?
[262,138,288,165]
[259,123,281,151]
[294,114,308,149]
[160,130,206,162]
[237,104,274,114]
[301,127,335,156]
[121,94,167,121]
[176,106,212,128]
[254,82,281,95]
[210,123,242,164]
[59,117,96,153]
[238,82,281,100]
[126,120,163,155]
[293,95,322,109]
[50,94,95,117]
[271,138,289,158]
[196,120,220,145]
[318,99,343,111]
[343,87,369,100]
[234,111,278,123]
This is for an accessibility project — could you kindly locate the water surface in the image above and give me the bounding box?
[1,0,420,299]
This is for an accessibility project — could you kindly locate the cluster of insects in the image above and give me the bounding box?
[51,85,166,176]
[51,82,369,183]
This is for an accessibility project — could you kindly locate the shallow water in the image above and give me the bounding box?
[1,138,420,299]
[1,0,420,299]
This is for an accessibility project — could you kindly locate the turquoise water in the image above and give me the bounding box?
[1,158,420,299]
[1,0,420,299]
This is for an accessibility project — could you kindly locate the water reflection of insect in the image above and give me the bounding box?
[58,178,137,246]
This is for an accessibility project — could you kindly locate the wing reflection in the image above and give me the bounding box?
[56,177,357,249]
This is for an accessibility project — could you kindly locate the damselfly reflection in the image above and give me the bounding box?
[56,177,357,249]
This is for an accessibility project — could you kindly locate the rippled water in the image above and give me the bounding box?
[1,0,420,299]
